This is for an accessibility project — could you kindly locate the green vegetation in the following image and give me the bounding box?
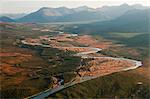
[21,44,81,86]
[100,47,149,61]
[50,69,150,98]
[21,45,81,74]
[49,39,150,98]
[0,23,81,98]
[58,40,88,47]
[109,32,142,38]
[1,78,50,98]
[99,32,149,47]
[49,30,150,98]
[1,23,149,98]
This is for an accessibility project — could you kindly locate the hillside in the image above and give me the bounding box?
[16,6,108,23]
[0,16,15,22]
[0,13,26,19]
[68,9,149,33]
[96,3,146,20]
[1,4,147,23]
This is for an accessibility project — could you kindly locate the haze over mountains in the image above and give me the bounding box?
[0,16,16,22]
[0,13,26,19]
[0,4,149,23]
[69,9,149,33]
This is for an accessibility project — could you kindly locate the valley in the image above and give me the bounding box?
[0,3,149,98]
[20,33,141,98]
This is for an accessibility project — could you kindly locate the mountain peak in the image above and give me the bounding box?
[57,6,68,9]
[132,4,144,8]
[0,16,15,22]
[39,7,51,11]
[14,5,148,23]
[120,3,129,7]
[74,6,94,12]
[78,6,90,9]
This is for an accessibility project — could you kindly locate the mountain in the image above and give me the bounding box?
[16,7,75,22]
[54,11,108,22]
[73,6,95,12]
[16,4,148,23]
[1,4,149,23]
[0,16,15,22]
[16,6,109,23]
[96,3,148,20]
[0,13,26,19]
[68,9,149,33]
[38,7,74,16]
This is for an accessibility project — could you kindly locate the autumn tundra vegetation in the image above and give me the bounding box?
[0,20,149,99]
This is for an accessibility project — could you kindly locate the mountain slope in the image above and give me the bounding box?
[17,8,107,22]
[96,3,147,20]
[54,11,108,22]
[0,16,15,22]
[2,4,149,23]
[73,6,95,12]
[16,7,75,22]
[71,9,149,33]
[0,13,26,19]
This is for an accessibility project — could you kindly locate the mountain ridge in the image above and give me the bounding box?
[0,16,15,22]
[1,4,149,23]
[66,9,149,33]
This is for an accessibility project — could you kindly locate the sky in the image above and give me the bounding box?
[0,0,149,14]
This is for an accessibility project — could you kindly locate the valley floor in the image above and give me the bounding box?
[0,23,149,98]
[21,33,142,99]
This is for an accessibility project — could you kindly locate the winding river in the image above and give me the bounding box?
[22,37,142,99]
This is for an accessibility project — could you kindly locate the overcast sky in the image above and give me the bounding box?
[1,0,149,14]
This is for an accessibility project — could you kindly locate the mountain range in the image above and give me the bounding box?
[0,13,26,19]
[67,9,149,33]
[0,4,149,23]
[0,16,16,22]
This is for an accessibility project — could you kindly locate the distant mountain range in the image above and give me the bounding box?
[67,9,149,33]
[0,13,26,19]
[0,16,16,22]
[15,6,107,23]
[0,4,149,23]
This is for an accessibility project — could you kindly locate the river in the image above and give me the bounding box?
[22,37,142,99]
